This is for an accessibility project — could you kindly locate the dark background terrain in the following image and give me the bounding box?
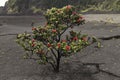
[0,0,120,15]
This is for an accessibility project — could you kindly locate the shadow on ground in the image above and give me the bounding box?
[7,62,97,80]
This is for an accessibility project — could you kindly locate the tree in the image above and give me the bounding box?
[16,5,94,72]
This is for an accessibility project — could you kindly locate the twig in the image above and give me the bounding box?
[50,48,57,61]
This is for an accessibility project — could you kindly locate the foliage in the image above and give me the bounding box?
[16,5,98,72]
[4,0,120,14]
[80,0,120,13]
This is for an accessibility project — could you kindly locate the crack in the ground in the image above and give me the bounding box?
[0,33,18,36]
[0,33,120,78]
[0,32,32,36]
[0,32,120,41]
[99,35,120,40]
[83,62,120,78]
[60,61,120,78]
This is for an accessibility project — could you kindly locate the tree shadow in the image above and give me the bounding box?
[34,61,97,80]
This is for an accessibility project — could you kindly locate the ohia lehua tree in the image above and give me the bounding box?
[16,5,96,72]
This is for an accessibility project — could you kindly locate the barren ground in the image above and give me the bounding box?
[0,14,120,80]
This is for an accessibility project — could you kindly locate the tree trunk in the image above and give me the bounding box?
[55,51,61,72]
[55,57,60,72]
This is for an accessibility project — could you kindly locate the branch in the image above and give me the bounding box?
[60,26,69,36]
[46,57,56,70]
[60,21,74,37]
[48,62,56,70]
[50,48,57,60]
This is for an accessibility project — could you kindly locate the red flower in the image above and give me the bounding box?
[37,50,44,54]
[82,37,87,41]
[32,27,36,31]
[47,43,51,47]
[79,16,83,19]
[77,18,81,23]
[73,36,78,41]
[66,5,72,10]
[32,39,35,43]
[52,29,57,33]
[77,16,84,23]
[65,45,71,51]
[32,43,35,47]
[57,43,61,48]
[62,40,66,42]
[80,16,85,20]
[72,11,77,15]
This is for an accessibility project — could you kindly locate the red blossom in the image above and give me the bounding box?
[57,43,61,48]
[32,43,35,47]
[32,39,35,43]
[52,29,57,33]
[47,43,51,47]
[62,40,66,42]
[77,16,84,23]
[82,37,87,41]
[32,27,37,31]
[72,11,77,15]
[66,5,72,10]
[77,18,81,23]
[73,36,78,41]
[80,16,85,20]
[79,16,83,19]
[65,45,71,51]
[36,50,44,54]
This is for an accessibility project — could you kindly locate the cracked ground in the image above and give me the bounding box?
[0,14,120,80]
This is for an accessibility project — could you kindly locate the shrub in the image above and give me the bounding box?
[16,5,95,72]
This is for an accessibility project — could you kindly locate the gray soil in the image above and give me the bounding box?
[0,14,120,80]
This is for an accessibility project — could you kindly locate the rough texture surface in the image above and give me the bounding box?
[0,14,120,80]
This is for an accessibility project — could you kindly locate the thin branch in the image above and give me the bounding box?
[46,57,56,70]
[50,48,57,60]
[60,26,69,36]
[48,62,56,70]
[45,50,49,56]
